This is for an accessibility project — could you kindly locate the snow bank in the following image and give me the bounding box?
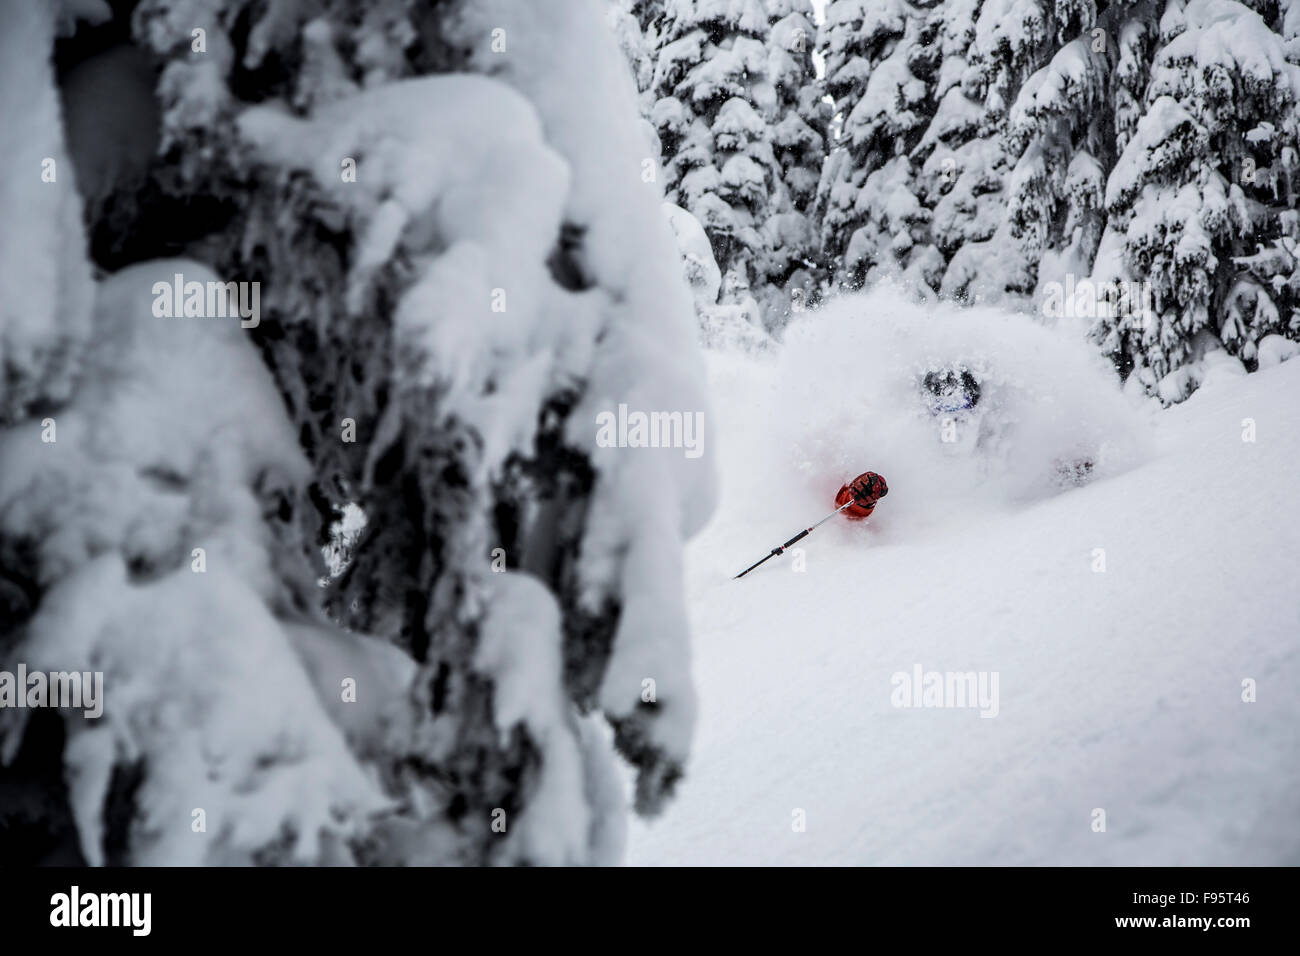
[630,307,1300,868]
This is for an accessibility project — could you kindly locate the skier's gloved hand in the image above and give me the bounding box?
[849,471,888,506]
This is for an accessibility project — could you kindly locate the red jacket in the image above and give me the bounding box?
[835,471,888,520]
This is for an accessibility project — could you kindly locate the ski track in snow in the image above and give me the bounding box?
[628,332,1300,866]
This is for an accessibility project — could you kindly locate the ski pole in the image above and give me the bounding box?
[733,500,857,579]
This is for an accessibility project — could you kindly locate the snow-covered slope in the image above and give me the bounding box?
[628,288,1300,865]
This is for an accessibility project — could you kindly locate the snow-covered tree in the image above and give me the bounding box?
[818,0,944,293]
[820,0,1300,398]
[0,0,95,424]
[646,0,824,331]
[664,200,777,350]
[609,0,661,107]
[938,0,1075,302]
[1090,0,1300,396]
[957,0,1300,393]
[761,0,830,320]
[1,0,714,866]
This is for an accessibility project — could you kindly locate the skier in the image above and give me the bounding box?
[922,365,980,414]
[834,471,888,521]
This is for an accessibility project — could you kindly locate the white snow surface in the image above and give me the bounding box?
[627,286,1300,865]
